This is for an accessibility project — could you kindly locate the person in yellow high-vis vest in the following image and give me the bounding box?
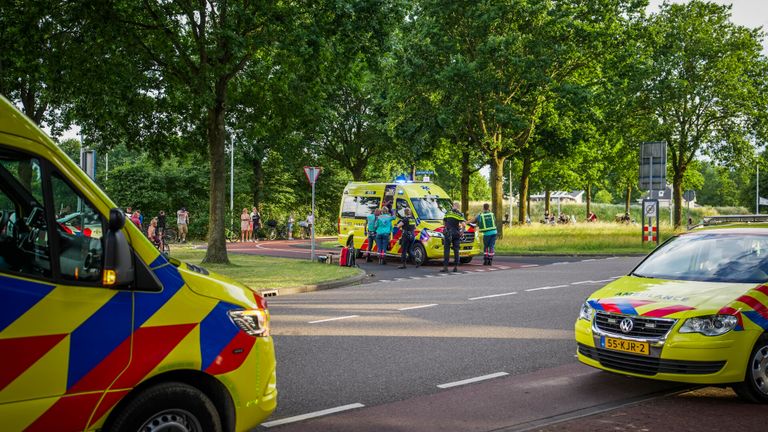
[473,203,497,266]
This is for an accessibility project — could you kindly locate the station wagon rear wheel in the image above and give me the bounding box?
[107,382,222,432]
[734,334,768,403]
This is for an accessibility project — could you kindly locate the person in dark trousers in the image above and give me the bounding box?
[365,209,380,262]
[374,207,394,265]
[473,203,497,266]
[441,201,465,273]
[397,208,417,269]
[157,210,167,238]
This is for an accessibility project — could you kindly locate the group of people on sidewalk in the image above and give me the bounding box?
[125,206,190,251]
[362,202,498,272]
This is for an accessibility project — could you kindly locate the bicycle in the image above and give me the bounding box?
[162,227,178,243]
[265,220,288,240]
[225,223,239,243]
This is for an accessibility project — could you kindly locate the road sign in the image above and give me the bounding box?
[683,190,696,202]
[639,141,667,191]
[642,199,659,245]
[304,166,321,185]
[644,201,657,218]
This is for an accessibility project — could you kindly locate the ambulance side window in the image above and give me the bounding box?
[341,196,357,217]
[355,197,380,218]
[51,174,105,283]
[0,151,52,279]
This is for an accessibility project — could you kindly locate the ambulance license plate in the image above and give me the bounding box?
[602,336,649,355]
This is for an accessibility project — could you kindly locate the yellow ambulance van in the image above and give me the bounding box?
[338,182,481,264]
[0,96,276,431]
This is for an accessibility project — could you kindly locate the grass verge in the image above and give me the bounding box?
[170,246,360,289]
[495,222,677,255]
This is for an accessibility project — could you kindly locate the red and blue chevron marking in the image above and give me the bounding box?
[588,299,654,316]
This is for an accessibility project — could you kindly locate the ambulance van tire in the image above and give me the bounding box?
[412,243,426,266]
[733,333,768,403]
[107,382,223,432]
[459,256,473,264]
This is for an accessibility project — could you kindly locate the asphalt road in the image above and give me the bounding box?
[258,256,677,430]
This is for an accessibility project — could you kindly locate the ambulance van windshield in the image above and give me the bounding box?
[411,197,452,220]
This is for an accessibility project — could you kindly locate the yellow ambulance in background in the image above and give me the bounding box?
[338,182,481,264]
[0,95,276,431]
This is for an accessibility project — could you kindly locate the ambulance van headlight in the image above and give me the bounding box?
[228,309,269,337]
[679,315,737,336]
[579,302,595,322]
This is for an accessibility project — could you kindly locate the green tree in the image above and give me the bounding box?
[643,1,768,227]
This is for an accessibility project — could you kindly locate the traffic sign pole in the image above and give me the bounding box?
[303,166,322,262]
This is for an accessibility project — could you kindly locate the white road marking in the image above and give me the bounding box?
[593,279,615,283]
[525,284,569,292]
[308,315,360,324]
[475,269,486,272]
[611,275,622,279]
[520,264,539,268]
[410,276,422,280]
[551,262,568,265]
[398,304,438,311]
[437,372,509,389]
[605,257,618,260]
[261,403,365,428]
[424,275,435,278]
[498,266,510,269]
[581,259,596,262]
[379,280,391,283]
[393,278,407,281]
[570,280,597,285]
[469,292,518,300]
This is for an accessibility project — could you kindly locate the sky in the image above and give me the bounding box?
[647,0,768,54]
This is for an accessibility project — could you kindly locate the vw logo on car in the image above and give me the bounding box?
[619,317,634,334]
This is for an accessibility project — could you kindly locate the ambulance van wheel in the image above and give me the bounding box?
[733,333,768,403]
[459,256,473,264]
[108,382,223,432]
[412,243,426,265]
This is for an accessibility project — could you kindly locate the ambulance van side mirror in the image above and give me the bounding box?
[103,208,135,287]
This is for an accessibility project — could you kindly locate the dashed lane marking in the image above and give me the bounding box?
[308,315,360,324]
[525,284,569,292]
[520,264,539,268]
[398,304,438,311]
[469,292,518,301]
[437,372,509,389]
[261,403,365,428]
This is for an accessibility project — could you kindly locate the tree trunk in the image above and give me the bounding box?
[585,183,592,219]
[544,190,551,218]
[460,149,470,215]
[410,164,416,181]
[203,79,230,264]
[625,183,632,214]
[350,162,365,181]
[673,172,684,228]
[518,155,532,225]
[251,155,264,210]
[489,154,506,238]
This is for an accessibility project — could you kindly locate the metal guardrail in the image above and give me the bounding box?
[701,215,768,226]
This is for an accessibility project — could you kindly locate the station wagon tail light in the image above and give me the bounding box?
[228,309,269,337]
[679,314,738,336]
[579,302,595,322]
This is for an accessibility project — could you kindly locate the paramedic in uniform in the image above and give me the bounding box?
[441,201,465,273]
[473,203,497,266]
[396,208,417,269]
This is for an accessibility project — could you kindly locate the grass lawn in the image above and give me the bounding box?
[170,246,360,289]
[495,222,678,255]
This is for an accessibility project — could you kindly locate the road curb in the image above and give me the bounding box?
[263,269,367,296]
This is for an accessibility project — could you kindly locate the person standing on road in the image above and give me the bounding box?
[374,207,394,265]
[157,210,166,238]
[441,201,465,273]
[397,208,417,269]
[287,213,295,240]
[241,208,251,242]
[177,207,189,243]
[473,203,497,266]
[251,206,261,242]
[365,209,380,262]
